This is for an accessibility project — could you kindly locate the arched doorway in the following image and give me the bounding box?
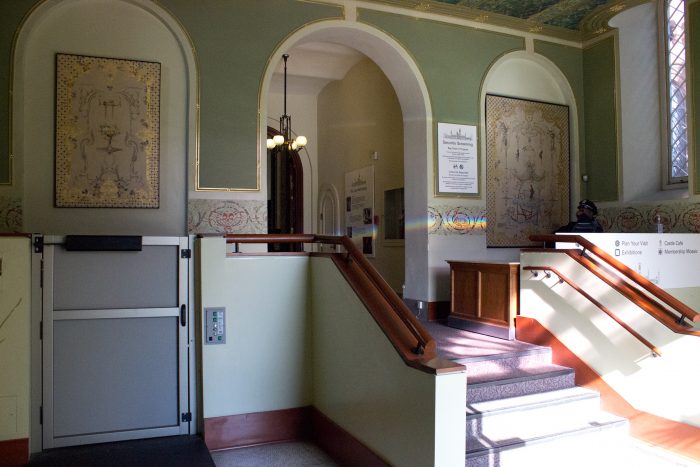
[259,21,433,302]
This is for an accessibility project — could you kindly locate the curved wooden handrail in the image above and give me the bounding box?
[524,266,662,356]
[530,234,700,326]
[222,234,462,375]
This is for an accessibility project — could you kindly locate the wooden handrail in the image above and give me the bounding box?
[530,234,700,325]
[221,234,462,375]
[523,266,662,356]
[564,251,698,335]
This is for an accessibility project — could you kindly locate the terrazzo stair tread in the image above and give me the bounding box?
[466,411,628,455]
[453,345,552,365]
[466,397,617,445]
[467,368,575,403]
[466,363,573,386]
[466,386,600,417]
[461,354,555,379]
[464,427,680,467]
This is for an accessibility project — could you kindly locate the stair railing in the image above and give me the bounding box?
[527,234,700,339]
[221,234,460,375]
[523,265,662,356]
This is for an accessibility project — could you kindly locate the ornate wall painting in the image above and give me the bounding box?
[55,53,160,208]
[485,94,570,247]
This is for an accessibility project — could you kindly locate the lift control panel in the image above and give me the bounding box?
[204,307,226,345]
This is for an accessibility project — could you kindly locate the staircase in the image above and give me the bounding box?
[422,322,693,467]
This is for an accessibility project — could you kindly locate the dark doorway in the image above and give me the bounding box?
[267,126,304,252]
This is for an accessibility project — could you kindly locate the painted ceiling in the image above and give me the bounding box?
[429,0,616,30]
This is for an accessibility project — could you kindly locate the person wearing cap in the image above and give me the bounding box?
[555,199,604,233]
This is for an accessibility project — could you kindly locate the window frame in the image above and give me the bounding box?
[659,0,690,189]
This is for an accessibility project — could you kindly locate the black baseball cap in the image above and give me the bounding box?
[578,199,598,215]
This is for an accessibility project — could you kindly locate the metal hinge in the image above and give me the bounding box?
[181,412,192,422]
[34,236,44,253]
[181,249,191,259]
[40,259,44,289]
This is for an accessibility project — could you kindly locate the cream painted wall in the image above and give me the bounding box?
[520,250,700,426]
[0,237,31,442]
[317,58,405,293]
[310,257,466,467]
[609,3,666,202]
[14,0,188,235]
[197,238,312,417]
[196,238,466,465]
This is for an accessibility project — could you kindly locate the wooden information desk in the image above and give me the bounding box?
[446,260,519,340]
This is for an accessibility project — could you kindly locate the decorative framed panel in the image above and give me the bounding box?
[485,94,570,247]
[55,53,160,208]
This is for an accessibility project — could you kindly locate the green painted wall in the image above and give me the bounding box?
[582,36,618,201]
[534,40,585,197]
[357,9,524,125]
[160,0,342,190]
[690,2,700,194]
[0,0,37,184]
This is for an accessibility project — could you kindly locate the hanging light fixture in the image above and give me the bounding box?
[267,54,308,151]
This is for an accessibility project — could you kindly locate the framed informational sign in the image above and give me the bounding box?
[345,166,375,256]
[436,122,478,197]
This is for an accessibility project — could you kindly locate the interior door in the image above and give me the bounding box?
[40,236,190,448]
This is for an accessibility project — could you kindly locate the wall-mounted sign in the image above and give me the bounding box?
[345,166,375,256]
[560,233,700,289]
[436,122,478,196]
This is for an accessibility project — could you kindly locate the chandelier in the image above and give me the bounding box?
[267,54,308,151]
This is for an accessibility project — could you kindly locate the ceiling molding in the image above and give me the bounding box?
[580,0,653,41]
[344,0,650,42]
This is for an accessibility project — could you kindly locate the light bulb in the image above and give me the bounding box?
[295,135,307,147]
[291,141,298,150]
[266,138,275,149]
[272,135,284,146]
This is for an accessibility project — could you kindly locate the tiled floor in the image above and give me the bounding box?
[210,441,338,467]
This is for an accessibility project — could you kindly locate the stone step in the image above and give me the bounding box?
[466,410,629,467]
[466,386,601,438]
[467,364,575,403]
[457,346,553,378]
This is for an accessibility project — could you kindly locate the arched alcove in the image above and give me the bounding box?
[12,0,196,235]
[259,21,433,301]
[481,50,581,214]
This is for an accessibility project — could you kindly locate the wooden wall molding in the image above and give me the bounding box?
[203,407,311,451]
[204,406,389,466]
[310,408,389,467]
[0,438,29,467]
[515,316,700,462]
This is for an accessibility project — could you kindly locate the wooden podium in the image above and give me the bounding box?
[446,261,519,340]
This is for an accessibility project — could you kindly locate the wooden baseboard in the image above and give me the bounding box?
[310,408,389,467]
[515,316,700,462]
[204,406,388,466]
[0,438,29,467]
[204,407,311,451]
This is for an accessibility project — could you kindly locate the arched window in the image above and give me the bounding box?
[663,0,689,186]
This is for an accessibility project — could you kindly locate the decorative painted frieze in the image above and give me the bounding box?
[188,199,267,234]
[428,204,487,235]
[428,201,700,236]
[0,196,21,233]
